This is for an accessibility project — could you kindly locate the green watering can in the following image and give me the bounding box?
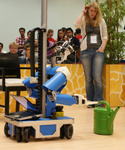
[94,101,120,135]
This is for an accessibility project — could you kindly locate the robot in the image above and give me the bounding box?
[4,28,80,142]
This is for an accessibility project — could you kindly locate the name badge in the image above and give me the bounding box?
[90,35,97,44]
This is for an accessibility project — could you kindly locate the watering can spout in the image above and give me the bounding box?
[107,106,120,130]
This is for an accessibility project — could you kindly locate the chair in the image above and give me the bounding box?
[0,53,26,115]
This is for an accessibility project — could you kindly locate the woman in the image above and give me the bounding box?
[56,29,66,45]
[74,2,108,104]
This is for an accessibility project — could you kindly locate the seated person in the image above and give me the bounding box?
[47,29,55,45]
[55,29,66,44]
[34,39,39,54]
[63,27,80,63]
[47,39,53,64]
[8,42,24,57]
[0,42,7,53]
[8,42,18,54]
[47,39,53,56]
[19,43,38,64]
[75,28,82,43]
[24,30,31,46]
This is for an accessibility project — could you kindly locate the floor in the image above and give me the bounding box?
[0,105,125,150]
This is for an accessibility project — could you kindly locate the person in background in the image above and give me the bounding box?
[47,29,55,54]
[24,30,31,46]
[24,43,38,64]
[66,27,80,50]
[56,29,66,45]
[0,43,7,53]
[47,39,53,56]
[8,42,18,54]
[65,27,80,63]
[75,28,83,59]
[62,27,67,38]
[34,39,38,50]
[74,32,76,37]
[75,28,82,43]
[74,2,108,107]
[47,29,55,45]
[15,27,27,54]
[47,38,53,63]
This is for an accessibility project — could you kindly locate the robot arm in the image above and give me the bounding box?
[42,66,71,92]
[22,65,60,98]
[56,41,75,64]
[47,41,75,64]
[42,66,77,106]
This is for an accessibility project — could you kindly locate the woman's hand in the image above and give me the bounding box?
[83,6,89,14]
[74,5,89,26]
[96,47,105,53]
[96,39,107,53]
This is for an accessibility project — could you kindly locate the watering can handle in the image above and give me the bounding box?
[95,101,110,112]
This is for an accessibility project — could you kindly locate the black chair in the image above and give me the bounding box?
[0,53,26,115]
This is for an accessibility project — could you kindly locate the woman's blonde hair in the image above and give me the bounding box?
[84,2,102,27]
[9,42,18,49]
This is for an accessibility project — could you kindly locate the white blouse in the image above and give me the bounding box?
[74,17,108,51]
